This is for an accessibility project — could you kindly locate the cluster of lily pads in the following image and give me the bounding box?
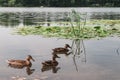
[14,9,120,39]
[14,20,120,39]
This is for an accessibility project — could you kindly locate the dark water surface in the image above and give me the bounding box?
[0,28,120,80]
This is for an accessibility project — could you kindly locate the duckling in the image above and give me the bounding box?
[6,55,35,67]
[42,54,60,66]
[52,44,71,53]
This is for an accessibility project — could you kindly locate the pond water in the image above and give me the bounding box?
[0,7,120,27]
[0,28,120,80]
[0,7,120,80]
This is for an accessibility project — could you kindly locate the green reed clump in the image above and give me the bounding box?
[69,9,87,39]
[68,10,87,58]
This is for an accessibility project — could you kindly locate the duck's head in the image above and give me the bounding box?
[65,44,71,49]
[26,55,35,62]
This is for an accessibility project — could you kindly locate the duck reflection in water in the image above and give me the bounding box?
[6,55,35,75]
[52,44,72,56]
[26,66,35,75]
[41,54,60,73]
[41,64,60,73]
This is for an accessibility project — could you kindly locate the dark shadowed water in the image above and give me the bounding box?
[0,28,120,80]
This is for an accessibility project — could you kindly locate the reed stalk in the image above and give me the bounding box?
[69,9,86,62]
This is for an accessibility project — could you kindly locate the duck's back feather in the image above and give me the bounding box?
[53,48,69,52]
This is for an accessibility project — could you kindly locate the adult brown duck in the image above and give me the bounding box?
[42,54,60,66]
[6,55,35,67]
[52,44,71,53]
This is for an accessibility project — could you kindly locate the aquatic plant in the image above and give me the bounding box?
[15,21,120,39]
[69,9,87,39]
